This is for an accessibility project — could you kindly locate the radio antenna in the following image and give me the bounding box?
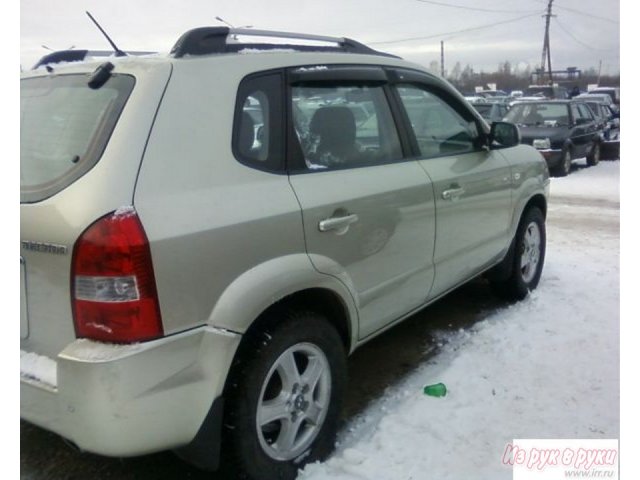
[86,11,127,57]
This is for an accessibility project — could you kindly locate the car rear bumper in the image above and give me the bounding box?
[20,326,241,457]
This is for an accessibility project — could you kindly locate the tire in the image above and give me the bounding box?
[587,141,601,166]
[490,207,546,300]
[554,148,572,177]
[223,310,347,480]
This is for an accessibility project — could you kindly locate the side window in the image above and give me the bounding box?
[577,103,593,120]
[571,104,582,122]
[233,72,284,171]
[396,85,479,158]
[291,84,402,170]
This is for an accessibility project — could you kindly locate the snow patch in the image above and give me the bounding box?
[113,205,136,217]
[20,350,57,388]
[299,161,620,480]
[238,48,297,54]
[63,338,144,362]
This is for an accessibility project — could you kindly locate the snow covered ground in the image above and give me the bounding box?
[299,161,621,480]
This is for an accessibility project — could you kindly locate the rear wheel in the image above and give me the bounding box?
[224,310,347,480]
[587,141,601,166]
[490,207,546,300]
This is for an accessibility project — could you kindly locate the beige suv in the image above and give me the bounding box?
[20,27,549,480]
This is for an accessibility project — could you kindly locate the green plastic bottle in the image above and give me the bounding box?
[423,382,447,397]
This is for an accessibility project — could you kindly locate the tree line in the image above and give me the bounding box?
[433,60,620,94]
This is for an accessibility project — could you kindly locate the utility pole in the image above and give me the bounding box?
[540,0,555,84]
[440,41,445,78]
[597,59,602,85]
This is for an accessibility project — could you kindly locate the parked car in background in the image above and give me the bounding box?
[478,89,509,98]
[510,90,523,98]
[484,95,511,105]
[575,93,618,113]
[588,86,620,106]
[524,85,569,100]
[20,26,549,480]
[471,101,510,123]
[583,101,619,141]
[464,95,487,104]
[582,101,620,160]
[505,100,602,176]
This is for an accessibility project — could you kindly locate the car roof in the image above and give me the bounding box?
[512,99,572,104]
[28,27,401,72]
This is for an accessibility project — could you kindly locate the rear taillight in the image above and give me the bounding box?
[71,207,163,343]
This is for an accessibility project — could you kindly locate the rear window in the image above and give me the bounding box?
[21,74,135,203]
[505,103,570,127]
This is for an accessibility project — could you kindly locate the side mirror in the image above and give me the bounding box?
[489,121,520,148]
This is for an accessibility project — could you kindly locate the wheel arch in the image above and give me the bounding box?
[243,288,353,353]
[207,254,358,352]
[562,139,574,156]
[523,193,547,220]
[488,193,546,283]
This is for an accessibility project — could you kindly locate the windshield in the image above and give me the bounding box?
[504,103,569,127]
[21,73,135,203]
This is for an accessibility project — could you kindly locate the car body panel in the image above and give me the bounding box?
[289,163,437,339]
[21,47,549,461]
[417,150,513,297]
[20,61,173,359]
[21,326,241,456]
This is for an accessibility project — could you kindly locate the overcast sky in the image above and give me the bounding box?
[20,0,620,76]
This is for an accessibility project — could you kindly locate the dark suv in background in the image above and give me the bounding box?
[505,99,602,176]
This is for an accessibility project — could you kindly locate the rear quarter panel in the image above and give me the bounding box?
[133,57,359,338]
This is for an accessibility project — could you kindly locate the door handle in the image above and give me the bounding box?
[318,214,359,233]
[442,187,465,200]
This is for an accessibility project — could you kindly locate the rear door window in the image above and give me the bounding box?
[576,103,594,120]
[291,83,402,170]
[21,74,135,203]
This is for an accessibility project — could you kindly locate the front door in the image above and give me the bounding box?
[393,81,513,298]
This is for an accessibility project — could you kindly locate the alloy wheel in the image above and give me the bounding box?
[256,343,332,461]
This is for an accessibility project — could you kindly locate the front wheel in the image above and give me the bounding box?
[224,310,347,480]
[490,207,546,300]
[554,148,572,177]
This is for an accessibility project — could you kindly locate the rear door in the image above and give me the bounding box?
[286,65,436,339]
[570,103,597,156]
[389,70,513,298]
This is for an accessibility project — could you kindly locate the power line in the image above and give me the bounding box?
[415,0,539,14]
[553,5,619,25]
[369,12,541,45]
[553,17,615,52]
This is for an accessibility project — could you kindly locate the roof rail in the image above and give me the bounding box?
[32,49,156,70]
[170,27,399,59]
